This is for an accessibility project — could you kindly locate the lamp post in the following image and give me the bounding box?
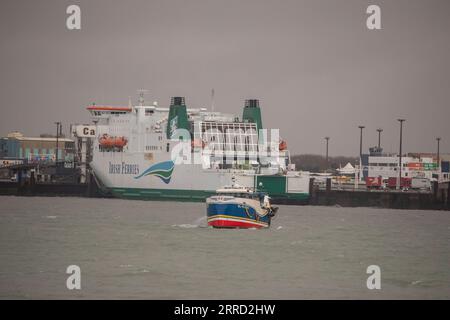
[325,137,330,171]
[397,119,405,190]
[376,128,383,149]
[358,126,365,182]
[436,137,441,172]
[55,121,61,164]
[358,126,365,157]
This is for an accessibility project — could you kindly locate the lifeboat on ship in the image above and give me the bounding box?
[114,136,128,148]
[99,134,114,148]
[99,134,128,149]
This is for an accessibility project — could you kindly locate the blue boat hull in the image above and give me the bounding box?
[207,203,272,228]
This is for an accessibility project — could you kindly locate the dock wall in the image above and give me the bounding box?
[309,181,450,210]
[1,180,449,211]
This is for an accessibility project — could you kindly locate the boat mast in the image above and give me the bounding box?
[138,89,148,106]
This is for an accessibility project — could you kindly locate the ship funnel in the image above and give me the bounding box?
[242,99,263,131]
[245,99,259,109]
[171,96,185,106]
[167,96,189,139]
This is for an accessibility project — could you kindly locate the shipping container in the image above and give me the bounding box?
[411,178,431,190]
[423,163,438,170]
[387,177,412,189]
[442,161,449,173]
[366,176,382,189]
[407,162,423,170]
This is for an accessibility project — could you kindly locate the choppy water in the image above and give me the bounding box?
[0,196,449,299]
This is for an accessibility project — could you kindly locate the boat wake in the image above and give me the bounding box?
[172,216,208,229]
[171,224,199,229]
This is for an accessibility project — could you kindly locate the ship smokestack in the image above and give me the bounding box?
[167,96,189,139]
[171,96,185,106]
[242,99,263,131]
[245,99,260,109]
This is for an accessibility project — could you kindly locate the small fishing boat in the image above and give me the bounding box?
[206,184,278,229]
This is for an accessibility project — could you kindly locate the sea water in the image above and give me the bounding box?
[0,196,449,299]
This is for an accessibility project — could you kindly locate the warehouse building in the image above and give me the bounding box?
[0,131,75,163]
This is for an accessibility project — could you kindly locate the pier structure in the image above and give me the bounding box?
[70,124,96,184]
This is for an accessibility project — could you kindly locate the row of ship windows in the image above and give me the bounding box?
[92,111,127,116]
[369,163,399,167]
[18,148,62,157]
[145,146,161,151]
[369,167,432,170]
[368,163,435,167]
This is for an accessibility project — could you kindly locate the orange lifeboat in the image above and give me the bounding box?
[279,140,287,151]
[99,134,127,148]
[114,136,128,148]
[99,134,115,148]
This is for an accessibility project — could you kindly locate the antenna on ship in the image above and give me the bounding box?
[137,89,148,106]
[211,88,215,112]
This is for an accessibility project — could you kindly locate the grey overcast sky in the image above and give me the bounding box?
[0,0,449,156]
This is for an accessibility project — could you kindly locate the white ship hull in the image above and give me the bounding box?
[91,152,310,202]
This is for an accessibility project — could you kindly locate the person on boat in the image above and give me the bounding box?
[263,194,272,210]
[264,193,279,215]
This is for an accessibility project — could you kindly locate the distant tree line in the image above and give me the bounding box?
[291,154,358,172]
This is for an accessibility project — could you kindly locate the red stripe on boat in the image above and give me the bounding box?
[208,219,267,229]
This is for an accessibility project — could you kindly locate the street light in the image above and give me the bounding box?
[54,121,62,164]
[325,137,330,171]
[358,126,365,182]
[376,128,383,149]
[397,119,406,190]
[436,137,441,171]
[358,126,365,157]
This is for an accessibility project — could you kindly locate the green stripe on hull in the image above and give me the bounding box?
[109,187,309,203]
[111,188,215,202]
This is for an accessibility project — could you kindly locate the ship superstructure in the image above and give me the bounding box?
[88,95,310,202]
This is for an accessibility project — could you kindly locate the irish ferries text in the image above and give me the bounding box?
[109,162,140,175]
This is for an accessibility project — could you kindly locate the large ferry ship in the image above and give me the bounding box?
[88,95,310,202]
